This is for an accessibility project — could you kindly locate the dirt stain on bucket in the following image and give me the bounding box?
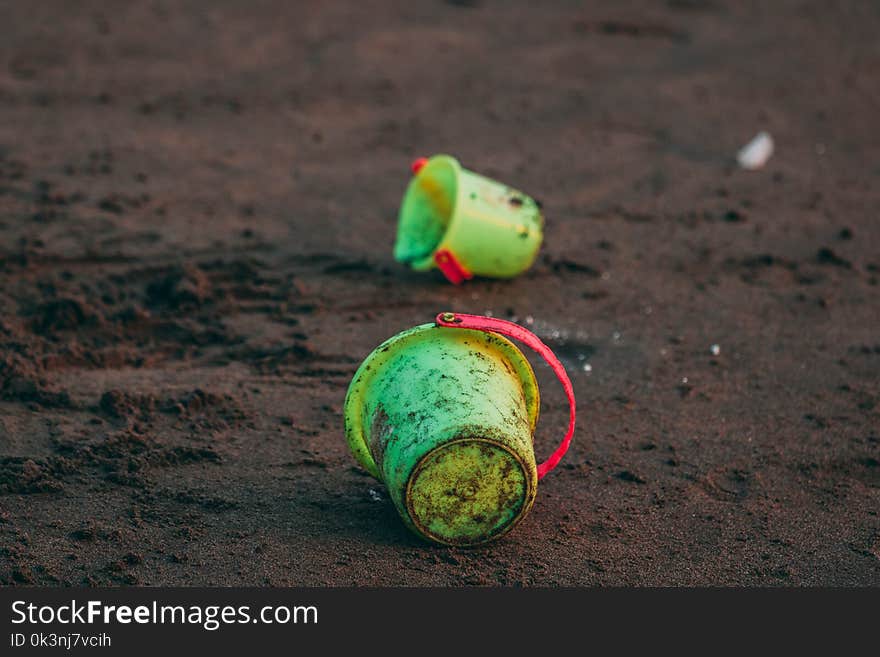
[369,406,394,471]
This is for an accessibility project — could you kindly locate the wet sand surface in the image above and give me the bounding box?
[1,0,878,585]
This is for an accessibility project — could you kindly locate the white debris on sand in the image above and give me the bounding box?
[737,131,774,170]
[710,344,721,356]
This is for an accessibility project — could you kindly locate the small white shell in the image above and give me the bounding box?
[737,131,774,170]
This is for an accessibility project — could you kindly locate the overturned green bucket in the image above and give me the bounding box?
[394,155,544,284]
[344,312,576,546]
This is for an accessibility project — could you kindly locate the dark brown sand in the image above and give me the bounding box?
[1,1,878,586]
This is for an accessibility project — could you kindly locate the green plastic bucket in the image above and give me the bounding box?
[393,155,544,284]
[344,312,576,546]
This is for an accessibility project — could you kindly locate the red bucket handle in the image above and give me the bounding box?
[434,249,473,285]
[435,312,576,479]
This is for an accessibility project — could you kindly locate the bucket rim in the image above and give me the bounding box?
[394,154,463,271]
[343,322,540,478]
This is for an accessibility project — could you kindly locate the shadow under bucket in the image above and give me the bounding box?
[394,155,544,284]
[344,313,575,546]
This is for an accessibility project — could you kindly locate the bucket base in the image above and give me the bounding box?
[405,438,536,546]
